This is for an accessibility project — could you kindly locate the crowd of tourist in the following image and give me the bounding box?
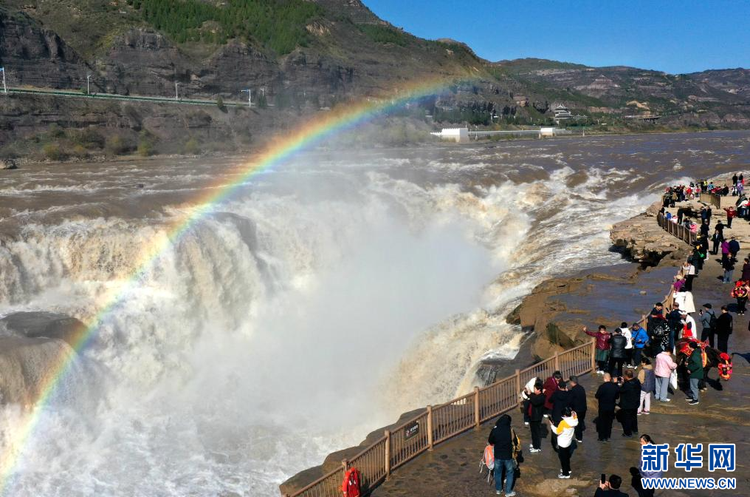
[484,173,745,496]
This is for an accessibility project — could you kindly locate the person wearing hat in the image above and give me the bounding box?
[679,310,696,339]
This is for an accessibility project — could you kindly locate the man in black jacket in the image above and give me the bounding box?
[618,369,641,438]
[569,375,587,443]
[716,305,733,353]
[488,414,517,496]
[595,373,619,442]
[667,303,683,351]
[549,381,572,451]
[527,381,545,453]
[608,329,627,377]
[647,302,664,334]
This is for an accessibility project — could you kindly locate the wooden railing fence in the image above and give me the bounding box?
[285,340,596,497]
[657,212,697,246]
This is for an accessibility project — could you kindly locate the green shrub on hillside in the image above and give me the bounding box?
[72,128,106,149]
[126,0,322,55]
[105,135,129,156]
[43,143,67,161]
[357,24,409,46]
[137,140,154,157]
[184,137,200,155]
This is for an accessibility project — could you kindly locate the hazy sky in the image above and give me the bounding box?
[364,0,750,74]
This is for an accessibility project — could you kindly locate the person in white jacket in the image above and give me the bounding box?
[548,407,578,478]
[619,322,634,367]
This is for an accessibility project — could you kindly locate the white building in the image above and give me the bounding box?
[430,127,470,143]
[553,104,573,123]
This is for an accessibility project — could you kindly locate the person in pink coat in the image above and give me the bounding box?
[654,350,678,402]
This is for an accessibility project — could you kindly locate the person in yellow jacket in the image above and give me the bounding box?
[548,407,578,478]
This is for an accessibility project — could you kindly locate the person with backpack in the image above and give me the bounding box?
[654,350,677,402]
[584,325,611,374]
[699,303,717,347]
[548,407,578,479]
[637,357,655,415]
[630,322,649,366]
[686,342,705,406]
[527,381,545,453]
[487,414,518,496]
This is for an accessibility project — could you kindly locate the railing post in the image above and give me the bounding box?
[515,369,521,403]
[473,387,480,428]
[342,459,348,471]
[384,430,391,479]
[554,351,559,371]
[426,405,434,451]
[590,338,596,373]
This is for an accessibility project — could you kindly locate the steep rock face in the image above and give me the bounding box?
[0,8,88,88]
[0,337,74,405]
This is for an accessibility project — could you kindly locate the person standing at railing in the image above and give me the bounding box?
[584,326,611,374]
[527,381,545,453]
[681,260,696,291]
[666,303,682,352]
[543,371,563,418]
[520,376,539,426]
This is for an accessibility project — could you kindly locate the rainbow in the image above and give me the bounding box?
[0,74,473,494]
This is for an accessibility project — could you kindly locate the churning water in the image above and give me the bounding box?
[0,132,748,495]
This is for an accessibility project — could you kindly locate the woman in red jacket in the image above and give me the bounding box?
[584,325,611,374]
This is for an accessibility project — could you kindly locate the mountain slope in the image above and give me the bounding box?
[1,0,750,159]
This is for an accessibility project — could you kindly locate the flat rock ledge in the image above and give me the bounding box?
[610,201,690,265]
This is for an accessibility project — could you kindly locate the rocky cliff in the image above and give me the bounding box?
[1,1,750,158]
